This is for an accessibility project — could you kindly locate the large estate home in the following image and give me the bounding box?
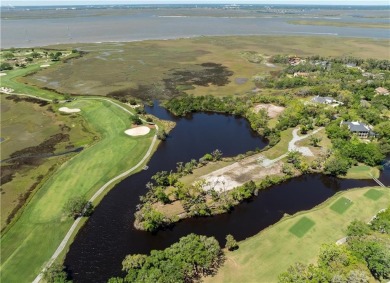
[340,121,375,139]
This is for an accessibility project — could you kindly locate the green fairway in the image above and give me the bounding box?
[206,187,390,283]
[0,64,64,100]
[0,99,156,283]
[330,197,353,214]
[364,188,384,201]
[288,216,315,238]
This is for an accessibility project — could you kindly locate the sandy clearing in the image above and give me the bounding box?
[265,63,276,67]
[0,73,7,76]
[59,107,81,113]
[40,64,50,67]
[124,126,150,136]
[201,153,283,192]
[253,104,285,118]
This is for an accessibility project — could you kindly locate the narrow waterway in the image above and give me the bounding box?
[64,102,383,282]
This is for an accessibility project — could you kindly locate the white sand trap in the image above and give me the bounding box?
[40,64,50,67]
[59,107,81,113]
[125,126,150,136]
[0,73,7,76]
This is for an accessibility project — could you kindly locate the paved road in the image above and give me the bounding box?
[262,127,324,167]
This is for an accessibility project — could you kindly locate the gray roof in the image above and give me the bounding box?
[312,96,335,104]
[342,121,370,133]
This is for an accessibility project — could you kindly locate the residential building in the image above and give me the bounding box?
[340,121,375,139]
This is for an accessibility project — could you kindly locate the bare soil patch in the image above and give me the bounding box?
[202,153,283,192]
[253,103,285,118]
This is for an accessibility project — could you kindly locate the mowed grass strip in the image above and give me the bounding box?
[0,99,155,283]
[205,187,390,283]
[364,188,384,201]
[288,216,315,238]
[343,165,380,179]
[330,197,353,214]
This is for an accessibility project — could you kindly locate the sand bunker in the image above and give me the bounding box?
[254,104,285,118]
[0,73,7,76]
[59,107,81,113]
[40,64,50,67]
[124,126,150,136]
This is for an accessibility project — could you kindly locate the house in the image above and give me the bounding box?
[340,121,375,139]
[312,96,340,105]
[312,96,335,104]
[375,87,389,96]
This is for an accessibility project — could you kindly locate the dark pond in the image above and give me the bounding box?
[64,102,383,282]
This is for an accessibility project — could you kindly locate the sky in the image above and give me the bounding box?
[1,0,389,6]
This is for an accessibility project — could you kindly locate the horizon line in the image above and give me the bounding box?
[2,3,390,6]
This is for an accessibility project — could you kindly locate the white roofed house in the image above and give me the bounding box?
[340,121,376,139]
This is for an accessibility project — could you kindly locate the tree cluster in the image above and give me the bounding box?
[109,234,224,283]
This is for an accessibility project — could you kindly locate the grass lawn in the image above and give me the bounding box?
[205,187,390,283]
[289,216,315,238]
[0,99,156,283]
[364,188,384,201]
[343,165,380,179]
[263,128,293,159]
[330,197,353,214]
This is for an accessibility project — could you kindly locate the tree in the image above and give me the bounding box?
[63,196,92,218]
[211,149,223,161]
[3,52,14,59]
[370,207,390,234]
[122,254,147,271]
[130,115,142,125]
[347,220,371,237]
[135,204,168,232]
[374,121,390,140]
[31,51,41,58]
[0,62,13,71]
[43,263,70,283]
[157,129,167,140]
[324,155,350,176]
[287,151,301,167]
[225,234,238,251]
[309,136,322,147]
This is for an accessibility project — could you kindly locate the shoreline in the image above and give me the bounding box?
[3,33,390,49]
